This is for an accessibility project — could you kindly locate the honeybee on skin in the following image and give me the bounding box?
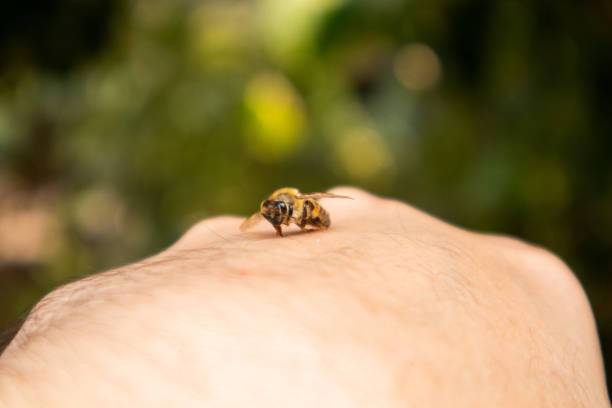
[240,187,352,236]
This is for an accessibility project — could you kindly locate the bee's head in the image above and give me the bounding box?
[260,199,288,226]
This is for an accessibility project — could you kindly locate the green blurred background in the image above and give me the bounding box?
[0,0,610,391]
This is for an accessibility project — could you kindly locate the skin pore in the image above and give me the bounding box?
[0,187,608,407]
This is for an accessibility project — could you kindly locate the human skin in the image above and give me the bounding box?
[0,187,608,407]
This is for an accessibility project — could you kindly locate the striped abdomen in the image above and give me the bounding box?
[302,199,331,228]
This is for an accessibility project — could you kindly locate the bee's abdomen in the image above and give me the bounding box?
[317,206,331,228]
[303,200,330,228]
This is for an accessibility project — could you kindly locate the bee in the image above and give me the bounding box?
[240,187,352,237]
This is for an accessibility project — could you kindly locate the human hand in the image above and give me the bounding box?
[0,187,608,407]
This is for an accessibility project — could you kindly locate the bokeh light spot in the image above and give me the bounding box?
[189,2,252,68]
[244,73,306,161]
[393,43,442,92]
[74,186,126,239]
[257,0,344,64]
[0,189,58,263]
[335,127,393,182]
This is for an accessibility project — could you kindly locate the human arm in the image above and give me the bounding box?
[0,187,608,407]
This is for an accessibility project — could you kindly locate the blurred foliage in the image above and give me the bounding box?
[0,0,610,389]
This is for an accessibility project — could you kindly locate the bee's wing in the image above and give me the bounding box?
[239,212,264,231]
[296,192,353,200]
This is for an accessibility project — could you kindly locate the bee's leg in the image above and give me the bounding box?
[298,218,307,230]
[274,224,283,237]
